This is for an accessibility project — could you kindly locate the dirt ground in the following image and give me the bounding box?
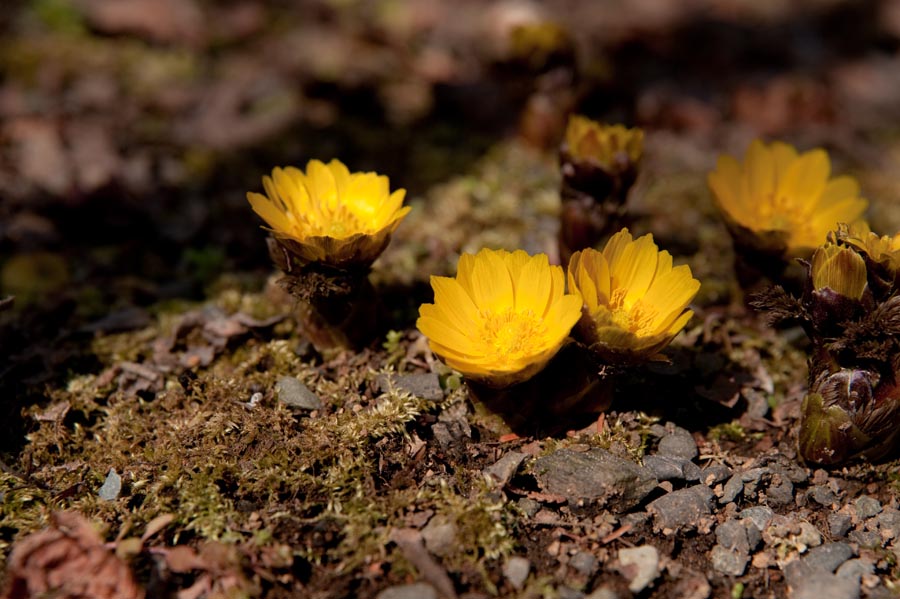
[3,1,900,598]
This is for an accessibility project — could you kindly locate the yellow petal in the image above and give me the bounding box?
[818,176,860,211]
[776,149,830,208]
[470,249,515,311]
[515,254,552,315]
[431,276,483,331]
[247,192,291,232]
[745,140,776,210]
[416,315,474,352]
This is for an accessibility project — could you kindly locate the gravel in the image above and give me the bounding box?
[276,376,323,410]
[534,448,658,513]
[617,545,660,593]
[484,451,526,486]
[503,556,530,590]
[647,485,714,532]
[98,468,122,501]
[642,455,684,481]
[657,431,698,460]
[378,372,444,401]
[376,583,438,599]
[853,495,883,520]
[828,512,853,538]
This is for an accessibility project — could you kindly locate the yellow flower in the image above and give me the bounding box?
[839,222,900,273]
[416,249,582,388]
[564,115,643,172]
[567,229,700,361]
[810,244,867,300]
[247,159,410,268]
[707,139,867,257]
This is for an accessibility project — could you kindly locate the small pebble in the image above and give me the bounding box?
[569,551,598,576]
[701,464,732,486]
[379,373,443,401]
[276,376,322,410]
[835,558,875,582]
[853,495,882,520]
[802,542,854,573]
[809,485,837,507]
[485,452,526,486]
[518,498,541,517]
[848,530,881,547]
[617,545,660,593]
[797,522,822,548]
[642,455,684,481]
[828,513,852,538]
[789,573,860,599]
[503,556,530,590]
[765,477,794,506]
[875,508,900,539]
[739,506,774,534]
[710,545,748,576]
[421,516,457,558]
[682,461,702,482]
[585,587,619,599]
[720,475,743,504]
[658,432,698,460]
[98,468,122,501]
[716,520,750,553]
[376,583,438,599]
[556,586,585,599]
[648,485,714,532]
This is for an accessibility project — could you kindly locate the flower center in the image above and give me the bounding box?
[479,308,544,359]
[606,288,659,337]
[760,192,813,233]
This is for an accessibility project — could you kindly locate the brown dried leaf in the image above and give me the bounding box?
[3,511,144,599]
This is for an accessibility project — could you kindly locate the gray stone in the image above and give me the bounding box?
[700,464,732,486]
[848,530,881,547]
[585,587,619,599]
[485,452,526,486]
[875,508,900,539]
[789,572,860,599]
[835,558,874,582]
[765,476,795,506]
[720,475,743,504]
[533,449,658,513]
[570,551,598,576]
[276,376,322,410]
[98,468,122,501]
[617,545,660,593]
[647,485,714,532]
[809,485,837,507]
[682,461,702,482]
[739,506,774,534]
[648,424,668,438]
[740,467,769,483]
[517,498,541,517]
[828,513,852,538]
[803,542,854,573]
[376,583,438,599]
[379,373,443,401]
[853,495,883,520]
[797,522,822,548]
[421,516,457,558]
[642,455,684,481]
[658,432,698,460]
[710,545,748,576]
[431,422,454,449]
[716,520,750,553]
[557,587,585,599]
[503,556,530,590]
